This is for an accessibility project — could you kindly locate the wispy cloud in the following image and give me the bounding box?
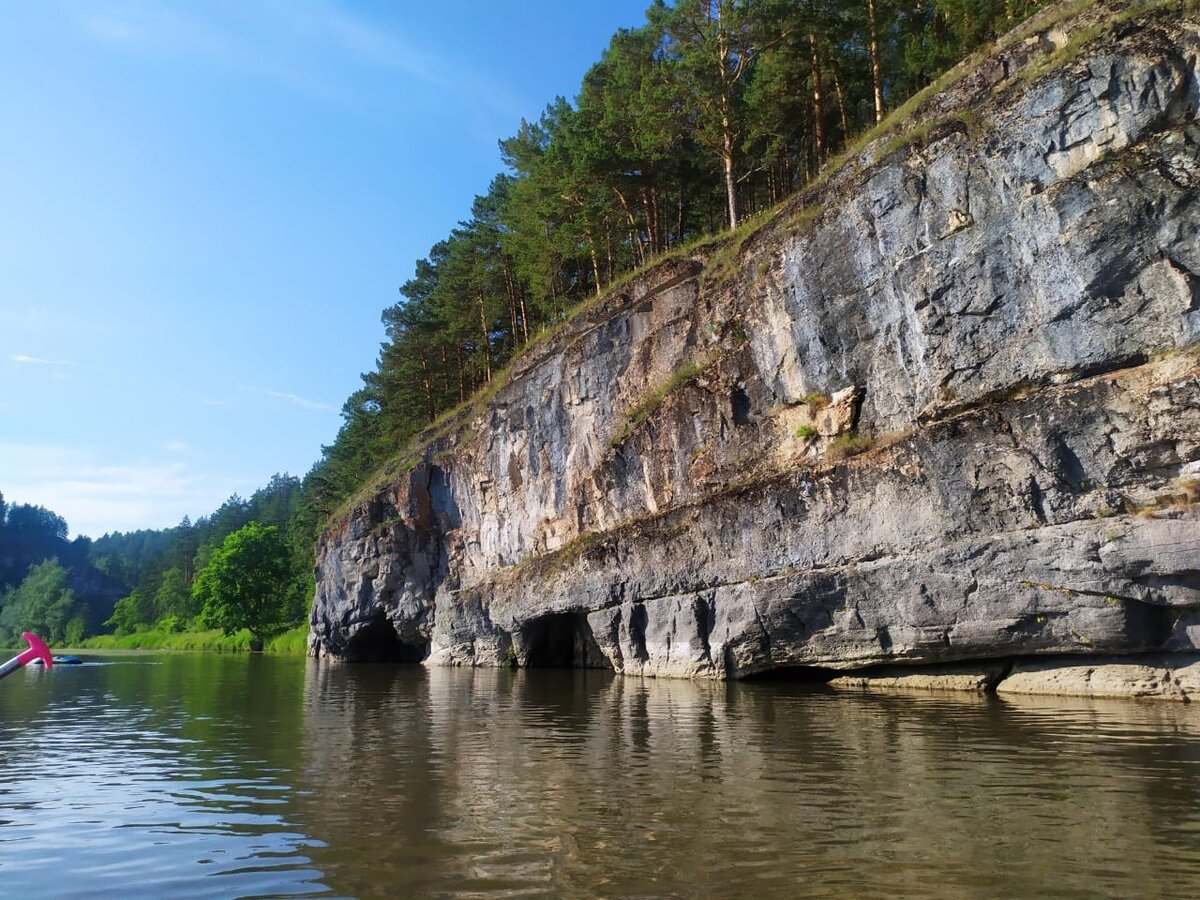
[267,389,334,412]
[200,398,228,407]
[79,12,139,43]
[12,354,76,366]
[76,4,245,61]
[72,2,343,104]
[293,2,523,118]
[11,353,77,380]
[299,4,451,89]
[0,443,236,538]
[70,0,523,119]
[163,440,190,453]
[237,381,334,412]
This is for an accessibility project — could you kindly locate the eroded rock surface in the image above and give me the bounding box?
[311,4,1200,699]
[997,653,1200,700]
[829,661,1011,693]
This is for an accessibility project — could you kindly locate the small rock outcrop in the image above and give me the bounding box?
[998,653,1200,700]
[311,2,1200,698]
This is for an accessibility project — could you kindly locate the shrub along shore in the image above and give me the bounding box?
[74,624,310,654]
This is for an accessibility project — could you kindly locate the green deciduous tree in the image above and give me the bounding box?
[192,522,295,651]
[0,558,79,645]
[0,501,71,590]
[153,566,196,629]
[105,589,155,636]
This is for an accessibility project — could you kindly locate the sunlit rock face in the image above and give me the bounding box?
[311,6,1200,688]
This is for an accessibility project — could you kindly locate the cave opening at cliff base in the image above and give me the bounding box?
[519,611,612,669]
[741,664,841,682]
[346,615,429,663]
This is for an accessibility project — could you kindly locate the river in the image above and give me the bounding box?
[2,654,1199,898]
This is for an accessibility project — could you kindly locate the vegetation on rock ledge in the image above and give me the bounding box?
[307,0,1065,530]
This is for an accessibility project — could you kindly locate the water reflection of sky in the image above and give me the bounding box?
[0,659,331,899]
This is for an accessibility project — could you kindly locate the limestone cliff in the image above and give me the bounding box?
[311,0,1200,691]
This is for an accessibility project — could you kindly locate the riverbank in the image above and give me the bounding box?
[77,624,309,654]
[14,633,1200,701]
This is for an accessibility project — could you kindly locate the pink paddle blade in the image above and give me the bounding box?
[16,632,52,669]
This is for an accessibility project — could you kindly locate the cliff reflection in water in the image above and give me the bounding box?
[297,663,1200,899]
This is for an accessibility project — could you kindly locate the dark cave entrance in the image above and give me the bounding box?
[521,611,611,669]
[730,384,752,426]
[346,615,429,663]
[741,664,840,683]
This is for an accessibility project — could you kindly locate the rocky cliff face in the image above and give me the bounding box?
[311,1,1200,690]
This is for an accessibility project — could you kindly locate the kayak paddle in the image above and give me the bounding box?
[0,632,53,681]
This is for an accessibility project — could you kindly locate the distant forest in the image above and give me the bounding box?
[0,477,313,644]
[2,1,1054,643]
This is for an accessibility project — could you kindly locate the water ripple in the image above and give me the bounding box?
[0,657,331,899]
[5,659,1200,898]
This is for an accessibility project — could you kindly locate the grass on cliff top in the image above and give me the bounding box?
[609,356,719,450]
[815,0,1189,173]
[691,0,1147,271]
[331,360,517,524]
[331,256,717,527]
[1015,0,1200,87]
[80,624,309,654]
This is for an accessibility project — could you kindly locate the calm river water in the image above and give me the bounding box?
[2,654,1200,898]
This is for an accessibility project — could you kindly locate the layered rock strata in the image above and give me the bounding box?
[311,2,1200,698]
[829,652,1200,700]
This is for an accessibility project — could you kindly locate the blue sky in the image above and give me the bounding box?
[0,0,651,538]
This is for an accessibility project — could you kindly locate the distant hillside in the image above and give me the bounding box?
[0,492,127,641]
[0,473,312,644]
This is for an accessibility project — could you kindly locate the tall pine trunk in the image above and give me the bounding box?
[419,356,434,423]
[615,187,646,266]
[831,66,850,142]
[809,32,826,164]
[475,293,492,384]
[517,286,530,345]
[868,0,885,124]
[723,125,738,229]
[589,242,603,298]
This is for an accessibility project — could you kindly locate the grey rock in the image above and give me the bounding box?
[997,653,1200,700]
[310,8,1200,700]
[829,661,1010,693]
